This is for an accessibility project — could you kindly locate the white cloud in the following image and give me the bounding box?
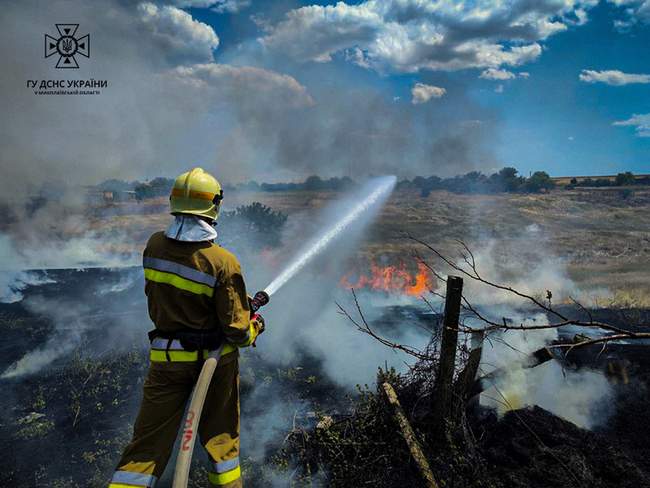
[345,47,371,68]
[167,0,250,11]
[579,69,650,85]
[608,0,650,24]
[480,68,515,80]
[518,72,530,78]
[613,113,650,137]
[138,2,219,63]
[411,83,446,104]
[211,0,251,14]
[259,0,596,73]
[494,84,504,93]
[168,63,315,108]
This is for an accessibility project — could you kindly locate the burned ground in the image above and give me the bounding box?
[1,186,650,486]
[2,276,650,487]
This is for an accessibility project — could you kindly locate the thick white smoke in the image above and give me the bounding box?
[477,313,614,429]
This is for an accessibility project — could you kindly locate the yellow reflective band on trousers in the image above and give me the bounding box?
[149,343,238,362]
[208,465,241,486]
[144,268,214,297]
[109,466,157,487]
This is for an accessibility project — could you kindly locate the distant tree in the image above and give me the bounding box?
[593,178,611,187]
[524,171,555,193]
[239,180,261,191]
[615,172,635,186]
[581,177,594,187]
[97,179,136,192]
[304,175,324,191]
[497,167,524,192]
[134,177,174,200]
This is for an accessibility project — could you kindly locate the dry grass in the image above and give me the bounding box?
[92,187,650,301]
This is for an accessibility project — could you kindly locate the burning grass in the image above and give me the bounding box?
[340,260,436,296]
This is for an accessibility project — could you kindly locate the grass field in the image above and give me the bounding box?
[91,186,650,304]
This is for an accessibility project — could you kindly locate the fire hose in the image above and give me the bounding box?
[172,290,270,488]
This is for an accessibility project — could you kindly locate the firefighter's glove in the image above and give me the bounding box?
[250,313,265,347]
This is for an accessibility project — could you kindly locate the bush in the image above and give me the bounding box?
[615,172,635,186]
[524,171,555,193]
[221,202,288,248]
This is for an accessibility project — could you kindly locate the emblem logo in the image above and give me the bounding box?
[44,24,90,69]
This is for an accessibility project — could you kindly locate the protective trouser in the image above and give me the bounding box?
[109,349,241,488]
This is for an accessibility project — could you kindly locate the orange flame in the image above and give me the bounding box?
[340,261,434,296]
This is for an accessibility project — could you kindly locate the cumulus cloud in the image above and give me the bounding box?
[259,0,596,73]
[138,2,219,64]
[608,0,650,24]
[165,0,250,12]
[210,0,251,14]
[480,68,516,80]
[0,0,317,199]
[579,69,650,85]
[613,113,650,137]
[0,0,501,204]
[167,63,315,108]
[411,83,446,104]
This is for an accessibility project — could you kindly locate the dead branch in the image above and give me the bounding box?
[336,289,431,361]
[408,235,649,353]
[381,382,440,488]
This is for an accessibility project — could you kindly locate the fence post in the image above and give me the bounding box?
[433,275,463,436]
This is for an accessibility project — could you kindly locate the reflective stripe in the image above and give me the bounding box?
[143,257,217,287]
[149,343,238,362]
[221,343,237,355]
[171,187,215,201]
[150,349,200,362]
[144,269,214,297]
[208,466,241,485]
[213,456,239,473]
[110,470,157,487]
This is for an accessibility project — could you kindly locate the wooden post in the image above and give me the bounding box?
[456,331,484,399]
[433,275,463,434]
[381,382,440,488]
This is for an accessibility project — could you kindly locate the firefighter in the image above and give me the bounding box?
[109,168,264,488]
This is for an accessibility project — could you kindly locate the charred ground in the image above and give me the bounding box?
[1,185,649,486]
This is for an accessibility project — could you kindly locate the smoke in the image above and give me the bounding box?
[1,295,92,378]
[1,0,498,206]
[0,271,55,303]
[1,268,147,379]
[477,313,614,429]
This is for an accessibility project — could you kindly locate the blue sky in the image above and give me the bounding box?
[187,0,649,177]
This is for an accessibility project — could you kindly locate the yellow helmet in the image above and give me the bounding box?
[169,168,223,221]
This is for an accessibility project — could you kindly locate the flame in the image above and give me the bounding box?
[340,261,434,296]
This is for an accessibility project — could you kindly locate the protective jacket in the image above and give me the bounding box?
[143,231,255,357]
[109,229,256,488]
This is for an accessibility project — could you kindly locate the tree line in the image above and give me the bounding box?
[94,169,646,201]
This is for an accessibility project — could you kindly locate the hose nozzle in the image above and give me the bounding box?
[250,290,270,312]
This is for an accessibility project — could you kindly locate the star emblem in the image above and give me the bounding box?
[45,24,90,69]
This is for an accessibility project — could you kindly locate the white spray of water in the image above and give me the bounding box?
[264,175,397,296]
